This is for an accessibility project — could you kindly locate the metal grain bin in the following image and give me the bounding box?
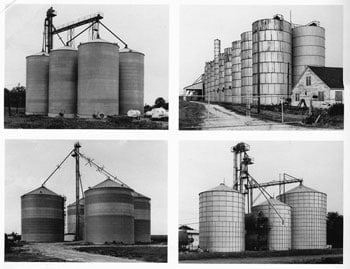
[199,183,245,252]
[292,23,325,86]
[219,52,225,102]
[48,46,78,118]
[224,48,232,103]
[214,39,221,102]
[231,40,241,104]
[119,48,145,114]
[25,52,49,115]
[252,16,292,105]
[240,31,253,104]
[21,186,64,242]
[277,184,327,249]
[67,198,84,240]
[77,39,119,118]
[204,62,210,101]
[84,179,134,244]
[209,61,215,102]
[252,198,291,251]
[132,191,151,243]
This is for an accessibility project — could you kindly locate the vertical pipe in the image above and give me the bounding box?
[74,142,81,241]
[250,187,253,212]
[239,153,243,193]
[233,152,237,189]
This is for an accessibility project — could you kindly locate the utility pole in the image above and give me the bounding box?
[73,142,81,241]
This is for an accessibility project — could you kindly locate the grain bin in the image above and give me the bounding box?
[292,23,325,86]
[77,39,119,118]
[204,62,210,101]
[231,40,241,104]
[199,183,245,252]
[48,46,78,118]
[252,15,292,105]
[25,52,49,115]
[252,198,291,251]
[214,39,221,102]
[84,179,134,244]
[119,48,145,114]
[21,186,64,242]
[209,61,215,102]
[241,31,253,104]
[219,52,225,102]
[67,198,84,240]
[132,191,151,243]
[224,48,232,103]
[277,183,327,249]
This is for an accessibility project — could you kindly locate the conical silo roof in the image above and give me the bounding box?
[79,38,119,47]
[51,46,77,51]
[68,197,85,207]
[120,47,145,55]
[90,178,131,189]
[22,185,60,197]
[284,183,324,195]
[132,191,150,200]
[200,183,237,194]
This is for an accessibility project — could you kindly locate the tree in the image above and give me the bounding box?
[327,212,343,248]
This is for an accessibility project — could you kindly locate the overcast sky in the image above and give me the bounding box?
[179,141,343,230]
[5,140,167,235]
[5,4,169,105]
[180,5,343,90]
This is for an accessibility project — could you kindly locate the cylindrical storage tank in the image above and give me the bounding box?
[119,48,145,114]
[252,198,291,251]
[232,40,241,104]
[25,52,49,115]
[209,61,214,102]
[84,179,134,244]
[48,46,77,118]
[214,39,221,102]
[204,62,210,101]
[77,39,119,118]
[277,184,327,249]
[132,192,151,243]
[241,31,253,104]
[219,52,225,102]
[252,16,292,105]
[292,24,325,86]
[21,186,64,242]
[199,183,245,252]
[224,48,232,103]
[67,198,85,240]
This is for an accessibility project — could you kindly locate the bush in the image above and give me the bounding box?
[328,103,344,116]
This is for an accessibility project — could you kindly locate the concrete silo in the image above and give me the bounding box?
[25,52,49,115]
[132,191,151,243]
[77,39,119,118]
[21,186,64,242]
[119,48,145,114]
[84,179,134,244]
[240,31,253,104]
[231,40,241,104]
[48,46,78,118]
[67,198,84,240]
[252,198,291,251]
[277,183,327,249]
[219,52,225,103]
[214,39,221,102]
[199,183,245,252]
[224,48,232,103]
[204,62,210,101]
[209,61,215,102]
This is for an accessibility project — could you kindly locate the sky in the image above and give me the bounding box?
[180,5,343,91]
[5,140,168,235]
[179,141,343,230]
[5,4,169,105]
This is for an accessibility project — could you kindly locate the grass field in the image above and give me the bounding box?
[179,100,206,130]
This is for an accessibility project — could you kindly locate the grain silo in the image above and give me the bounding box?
[209,61,215,102]
[119,48,145,114]
[252,15,292,105]
[252,198,291,251]
[277,183,327,249]
[231,40,241,104]
[48,46,78,118]
[219,52,225,102]
[67,198,84,240]
[240,31,253,104]
[25,52,49,115]
[214,39,221,102]
[84,179,134,244]
[199,183,245,252]
[21,186,64,242]
[204,62,210,101]
[224,48,232,103]
[292,22,325,86]
[132,191,151,243]
[77,39,119,118]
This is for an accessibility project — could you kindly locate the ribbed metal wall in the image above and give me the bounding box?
[241,31,253,104]
[21,186,64,242]
[133,192,151,243]
[204,62,210,101]
[48,47,77,118]
[252,198,291,251]
[224,48,232,103]
[199,183,245,252]
[214,39,221,102]
[209,61,215,102]
[231,40,241,104]
[219,52,225,102]
[252,17,292,105]
[277,184,327,249]
[292,24,325,86]
[25,53,49,115]
[67,198,85,240]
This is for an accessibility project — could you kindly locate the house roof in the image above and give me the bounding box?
[309,66,344,89]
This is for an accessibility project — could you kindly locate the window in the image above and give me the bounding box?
[335,91,343,102]
[306,76,311,86]
[295,93,300,102]
[318,91,324,101]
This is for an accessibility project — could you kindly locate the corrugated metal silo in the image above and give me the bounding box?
[48,46,78,118]
[277,184,327,249]
[21,186,64,242]
[252,198,291,251]
[219,52,225,102]
[77,39,119,118]
[119,48,145,114]
[199,183,245,252]
[240,31,253,104]
[292,23,325,86]
[231,40,241,104]
[252,16,292,105]
[209,61,215,102]
[67,198,85,240]
[204,62,210,101]
[25,52,49,115]
[84,179,134,244]
[214,39,221,102]
[132,191,151,243]
[224,48,232,103]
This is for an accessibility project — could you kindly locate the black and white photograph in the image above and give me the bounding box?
[179,141,343,263]
[179,5,344,130]
[4,4,169,129]
[5,140,167,262]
